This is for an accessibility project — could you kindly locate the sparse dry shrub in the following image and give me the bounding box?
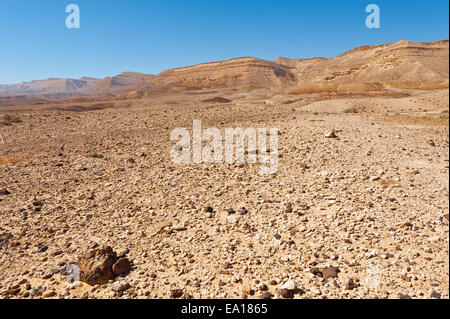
[1,114,22,126]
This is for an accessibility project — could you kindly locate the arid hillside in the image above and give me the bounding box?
[0,40,448,105]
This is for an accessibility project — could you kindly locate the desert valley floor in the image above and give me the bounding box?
[0,86,449,299]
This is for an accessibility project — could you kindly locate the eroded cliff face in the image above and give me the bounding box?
[280,40,449,87]
[1,40,448,101]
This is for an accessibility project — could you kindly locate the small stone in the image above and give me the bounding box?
[232,275,241,283]
[32,200,43,207]
[171,289,184,299]
[117,248,130,258]
[365,249,377,258]
[322,267,340,280]
[42,273,53,280]
[310,287,321,295]
[280,288,294,299]
[345,279,356,290]
[258,284,269,291]
[285,203,293,213]
[226,208,236,214]
[259,292,273,299]
[223,262,233,269]
[172,224,187,231]
[205,206,214,213]
[37,245,48,253]
[0,189,11,196]
[324,130,338,138]
[43,290,57,298]
[398,293,412,299]
[112,257,131,275]
[110,281,130,292]
[281,279,297,291]
[430,291,441,299]
[3,288,20,296]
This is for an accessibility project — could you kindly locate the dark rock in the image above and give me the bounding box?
[223,262,233,269]
[3,288,20,296]
[310,268,323,277]
[226,208,236,214]
[430,291,441,299]
[171,289,184,299]
[280,288,294,299]
[398,293,412,299]
[0,189,11,196]
[117,248,130,258]
[37,245,48,253]
[345,279,356,290]
[112,257,131,275]
[79,246,118,285]
[33,200,43,207]
[285,203,293,213]
[205,206,214,213]
[259,284,269,291]
[42,273,53,280]
[259,292,273,299]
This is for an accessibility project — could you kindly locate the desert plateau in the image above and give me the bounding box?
[0,39,449,300]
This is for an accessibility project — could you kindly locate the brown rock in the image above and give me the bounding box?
[346,279,356,290]
[79,246,118,285]
[112,257,131,275]
[3,288,20,296]
[170,289,184,299]
[260,292,273,299]
[205,206,214,213]
[0,189,11,196]
[322,266,340,280]
[280,288,294,299]
[285,203,293,213]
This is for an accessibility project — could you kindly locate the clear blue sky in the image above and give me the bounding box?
[0,0,448,84]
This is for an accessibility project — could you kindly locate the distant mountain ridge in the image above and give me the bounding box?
[0,39,448,98]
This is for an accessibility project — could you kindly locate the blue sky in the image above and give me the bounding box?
[0,0,448,84]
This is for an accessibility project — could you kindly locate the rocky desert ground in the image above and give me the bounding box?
[0,40,448,299]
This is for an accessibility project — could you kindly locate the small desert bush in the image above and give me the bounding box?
[1,114,22,126]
